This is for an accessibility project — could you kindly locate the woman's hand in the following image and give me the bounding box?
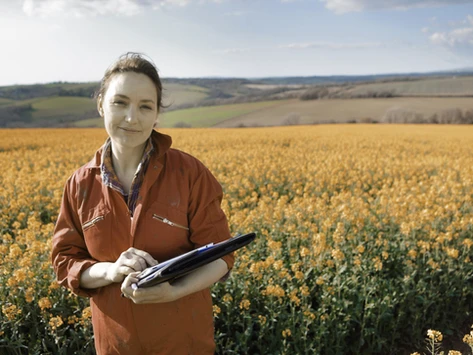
[120,258,228,304]
[121,273,180,304]
[106,247,158,283]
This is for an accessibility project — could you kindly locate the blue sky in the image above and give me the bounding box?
[2,0,473,85]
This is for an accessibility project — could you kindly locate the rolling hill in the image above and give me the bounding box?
[1,71,473,128]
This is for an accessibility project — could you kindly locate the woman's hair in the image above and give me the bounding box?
[95,52,164,111]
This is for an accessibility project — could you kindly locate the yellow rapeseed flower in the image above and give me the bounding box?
[239,299,251,310]
[213,305,221,316]
[2,304,22,321]
[38,297,52,310]
[427,329,443,342]
[282,329,291,338]
[49,316,63,330]
[82,306,92,319]
[222,293,233,303]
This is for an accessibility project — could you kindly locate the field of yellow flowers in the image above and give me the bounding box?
[1,125,473,354]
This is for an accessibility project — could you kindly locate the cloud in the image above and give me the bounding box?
[430,27,473,46]
[280,41,382,49]
[429,15,473,47]
[20,0,222,17]
[320,0,473,14]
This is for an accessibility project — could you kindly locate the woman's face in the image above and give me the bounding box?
[99,72,159,150]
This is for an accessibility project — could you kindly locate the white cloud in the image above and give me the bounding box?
[430,32,450,45]
[20,0,223,17]
[320,0,473,14]
[429,15,473,46]
[280,41,382,49]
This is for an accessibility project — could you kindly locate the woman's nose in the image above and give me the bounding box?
[125,106,138,123]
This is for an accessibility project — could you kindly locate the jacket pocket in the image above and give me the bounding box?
[152,214,189,231]
[142,202,191,259]
[82,215,106,231]
[80,207,112,260]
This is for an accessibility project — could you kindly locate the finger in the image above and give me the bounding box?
[130,249,159,266]
[121,274,135,295]
[117,265,135,276]
[120,257,145,272]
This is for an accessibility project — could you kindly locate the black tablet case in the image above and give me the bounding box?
[134,232,256,288]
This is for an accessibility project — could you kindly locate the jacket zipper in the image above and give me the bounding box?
[82,215,104,230]
[152,214,189,230]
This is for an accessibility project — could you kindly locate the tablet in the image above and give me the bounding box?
[133,232,256,288]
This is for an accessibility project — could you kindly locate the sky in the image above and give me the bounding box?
[2,0,473,86]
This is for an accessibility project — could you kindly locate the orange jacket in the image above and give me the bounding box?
[51,131,234,355]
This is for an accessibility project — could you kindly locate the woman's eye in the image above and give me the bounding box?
[141,106,152,110]
[113,101,125,105]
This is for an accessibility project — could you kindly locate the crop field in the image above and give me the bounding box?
[0,98,14,106]
[161,83,210,108]
[344,76,473,97]
[158,100,288,128]
[31,97,97,120]
[214,97,473,127]
[1,126,473,354]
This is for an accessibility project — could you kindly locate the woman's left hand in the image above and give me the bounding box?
[121,273,180,304]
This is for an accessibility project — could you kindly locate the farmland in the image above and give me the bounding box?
[2,74,473,128]
[342,76,473,97]
[1,126,473,354]
[213,97,473,127]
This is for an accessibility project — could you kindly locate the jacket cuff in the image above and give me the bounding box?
[68,259,100,298]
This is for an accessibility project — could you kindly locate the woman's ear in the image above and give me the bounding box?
[97,95,104,117]
[153,115,159,128]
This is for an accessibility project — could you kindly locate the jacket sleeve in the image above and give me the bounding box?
[188,166,234,273]
[51,176,99,297]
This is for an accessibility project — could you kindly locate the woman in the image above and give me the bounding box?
[51,52,234,354]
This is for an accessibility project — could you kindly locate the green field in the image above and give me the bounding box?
[159,101,288,128]
[74,117,103,127]
[0,98,14,106]
[31,96,96,120]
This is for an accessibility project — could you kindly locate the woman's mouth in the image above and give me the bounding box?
[119,127,141,133]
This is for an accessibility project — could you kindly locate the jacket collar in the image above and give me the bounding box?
[86,130,173,169]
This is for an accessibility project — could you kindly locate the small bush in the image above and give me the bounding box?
[173,121,192,128]
[382,108,425,124]
[300,87,330,100]
[282,113,301,126]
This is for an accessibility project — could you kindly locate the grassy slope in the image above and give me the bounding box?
[345,76,473,96]
[0,98,14,106]
[161,83,209,108]
[75,117,103,128]
[213,97,473,127]
[31,97,96,120]
[158,101,288,128]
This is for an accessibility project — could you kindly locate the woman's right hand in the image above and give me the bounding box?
[106,247,158,283]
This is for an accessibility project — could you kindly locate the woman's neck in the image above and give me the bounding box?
[110,141,146,191]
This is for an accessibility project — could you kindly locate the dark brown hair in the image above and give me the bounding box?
[96,52,164,111]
